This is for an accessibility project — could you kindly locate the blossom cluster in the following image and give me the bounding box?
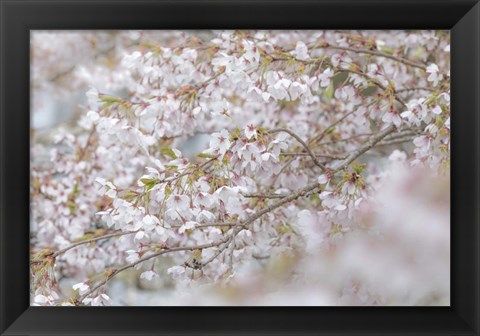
[30,30,450,306]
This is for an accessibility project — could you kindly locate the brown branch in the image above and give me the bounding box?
[77,236,232,303]
[51,230,137,259]
[42,46,115,84]
[157,157,217,185]
[171,222,239,229]
[395,87,435,93]
[312,127,419,149]
[77,127,96,161]
[310,110,357,145]
[271,54,409,108]
[376,136,416,147]
[281,152,348,160]
[48,220,240,262]
[312,133,373,147]
[200,237,234,267]
[332,125,397,171]
[311,44,427,71]
[271,156,295,186]
[341,69,408,108]
[242,193,287,199]
[269,128,326,171]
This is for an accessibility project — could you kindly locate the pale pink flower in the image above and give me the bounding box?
[244,124,257,140]
[291,41,309,61]
[140,270,158,281]
[319,68,334,87]
[72,282,90,295]
[426,63,443,86]
[209,129,231,155]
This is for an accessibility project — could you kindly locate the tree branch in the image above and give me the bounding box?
[77,236,233,303]
[311,43,427,71]
[51,230,137,259]
[269,128,326,171]
[332,125,397,171]
[242,193,287,199]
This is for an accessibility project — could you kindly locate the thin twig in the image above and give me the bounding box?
[242,193,287,199]
[310,110,356,145]
[157,157,217,185]
[269,128,326,171]
[396,87,435,93]
[377,136,416,147]
[332,125,397,171]
[51,230,137,259]
[281,152,348,160]
[310,44,426,71]
[170,222,239,229]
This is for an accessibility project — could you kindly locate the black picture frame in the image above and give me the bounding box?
[1,0,479,335]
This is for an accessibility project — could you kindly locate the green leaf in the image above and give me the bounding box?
[278,223,292,234]
[72,183,79,196]
[230,127,241,141]
[325,83,335,100]
[139,177,159,192]
[165,185,173,199]
[257,126,268,135]
[161,147,177,159]
[325,127,336,135]
[360,85,378,97]
[332,71,349,89]
[117,190,138,202]
[379,46,395,55]
[99,95,122,104]
[67,201,76,214]
[198,152,217,159]
[140,177,158,185]
[352,163,366,175]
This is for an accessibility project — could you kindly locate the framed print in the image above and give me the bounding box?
[1,0,479,335]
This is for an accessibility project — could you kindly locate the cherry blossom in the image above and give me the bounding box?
[244,124,257,140]
[140,270,159,281]
[208,130,231,155]
[30,30,450,306]
[82,294,111,306]
[72,282,90,295]
[426,63,443,86]
[319,68,334,87]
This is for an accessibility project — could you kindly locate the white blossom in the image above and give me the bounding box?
[140,270,159,281]
[72,282,90,295]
